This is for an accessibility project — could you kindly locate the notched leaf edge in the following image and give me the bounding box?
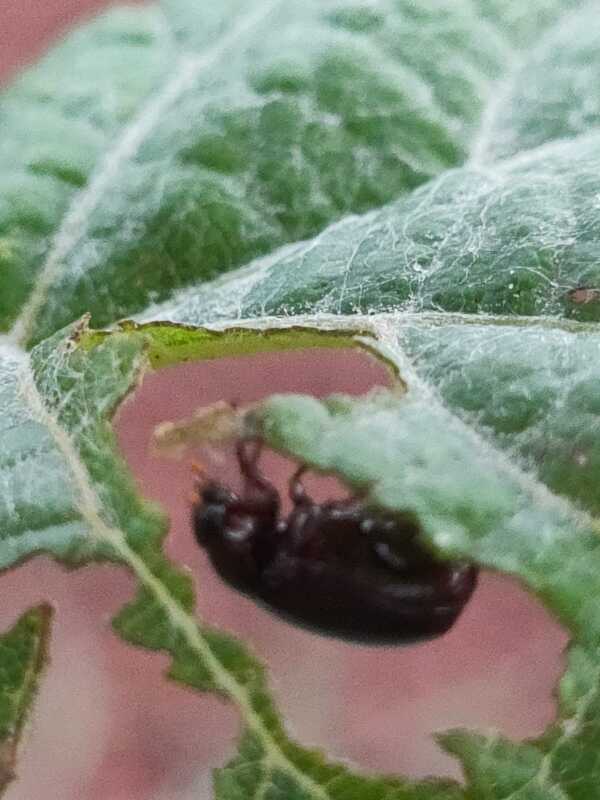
[0,605,52,797]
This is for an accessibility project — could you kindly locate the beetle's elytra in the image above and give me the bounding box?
[191,441,478,644]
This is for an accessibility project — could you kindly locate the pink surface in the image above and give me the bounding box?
[1,4,570,799]
[0,0,130,83]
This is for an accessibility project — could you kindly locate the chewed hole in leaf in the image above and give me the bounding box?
[325,574,568,780]
[0,557,240,799]
[110,348,570,781]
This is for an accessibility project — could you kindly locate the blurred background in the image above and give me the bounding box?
[1,4,569,799]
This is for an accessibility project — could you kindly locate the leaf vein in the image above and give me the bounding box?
[9,0,283,348]
[16,349,337,800]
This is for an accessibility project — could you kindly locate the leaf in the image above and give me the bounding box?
[0,322,163,569]
[2,1,600,799]
[0,605,52,795]
[143,130,600,325]
[1,320,463,798]
[0,6,175,337]
[1,0,579,346]
[244,359,600,798]
[251,388,600,640]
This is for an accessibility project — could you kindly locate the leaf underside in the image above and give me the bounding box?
[1,0,600,798]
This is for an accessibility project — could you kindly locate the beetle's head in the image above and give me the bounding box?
[192,481,237,545]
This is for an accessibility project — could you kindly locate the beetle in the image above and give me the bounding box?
[192,440,478,644]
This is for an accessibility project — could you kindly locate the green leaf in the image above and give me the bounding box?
[0,606,52,795]
[252,389,600,642]
[1,0,580,346]
[0,322,163,568]
[0,320,462,798]
[2,1,600,799]
[144,131,600,324]
[0,6,175,337]
[246,379,600,798]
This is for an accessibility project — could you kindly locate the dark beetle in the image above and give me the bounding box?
[192,441,478,644]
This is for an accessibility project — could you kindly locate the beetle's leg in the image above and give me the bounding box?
[289,466,312,506]
[237,438,259,472]
[290,461,368,509]
[337,484,369,505]
[235,439,280,522]
[286,468,332,556]
[236,440,274,491]
[237,439,274,490]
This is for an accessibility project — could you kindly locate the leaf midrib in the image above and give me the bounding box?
[467,2,588,167]
[7,0,284,350]
[466,57,523,168]
[12,343,337,800]
[193,308,600,336]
